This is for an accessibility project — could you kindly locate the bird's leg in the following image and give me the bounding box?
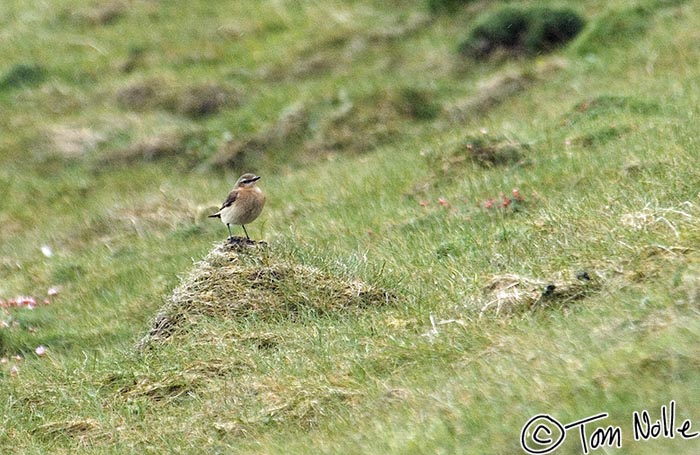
[226,224,234,242]
[241,225,250,240]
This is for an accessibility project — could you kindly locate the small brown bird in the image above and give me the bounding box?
[209,173,266,242]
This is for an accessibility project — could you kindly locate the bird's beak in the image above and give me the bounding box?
[252,175,261,181]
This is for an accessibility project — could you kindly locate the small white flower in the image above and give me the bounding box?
[40,245,53,258]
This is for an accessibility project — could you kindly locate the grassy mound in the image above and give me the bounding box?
[479,270,601,316]
[115,80,239,118]
[460,6,585,59]
[426,132,530,181]
[138,242,392,348]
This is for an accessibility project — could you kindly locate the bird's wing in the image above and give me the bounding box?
[219,188,239,210]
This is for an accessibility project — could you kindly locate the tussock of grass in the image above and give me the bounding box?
[115,80,239,118]
[459,6,585,60]
[460,134,528,168]
[47,125,107,158]
[427,132,529,181]
[117,359,234,401]
[138,242,392,348]
[115,79,162,111]
[479,270,601,316]
[173,83,234,119]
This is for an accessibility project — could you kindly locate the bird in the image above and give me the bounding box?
[209,173,266,242]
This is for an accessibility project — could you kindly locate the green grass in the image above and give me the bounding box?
[2,0,700,453]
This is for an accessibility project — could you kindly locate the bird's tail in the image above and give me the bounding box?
[208,213,221,218]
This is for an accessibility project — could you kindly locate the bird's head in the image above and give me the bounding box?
[235,173,261,188]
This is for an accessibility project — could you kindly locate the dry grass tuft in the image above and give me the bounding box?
[620,203,694,238]
[115,79,162,111]
[427,131,529,181]
[460,134,528,168]
[174,83,233,119]
[138,242,392,347]
[479,270,600,316]
[118,360,237,401]
[47,125,107,158]
[228,377,361,430]
[33,418,104,441]
[116,80,239,118]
